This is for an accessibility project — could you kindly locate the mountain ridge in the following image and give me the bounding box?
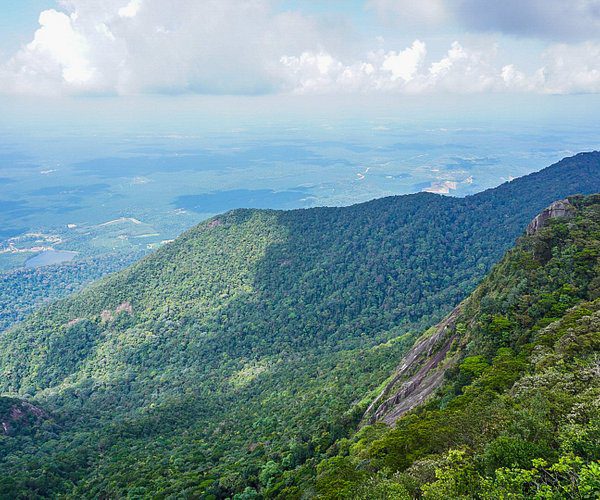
[293,193,599,499]
[364,193,586,427]
[0,152,599,498]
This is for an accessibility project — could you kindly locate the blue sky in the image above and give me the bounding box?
[0,0,55,54]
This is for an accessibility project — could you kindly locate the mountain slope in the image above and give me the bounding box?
[0,153,599,498]
[0,252,142,332]
[288,194,600,499]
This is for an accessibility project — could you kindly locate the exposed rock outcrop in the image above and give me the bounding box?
[526,199,575,236]
[365,198,580,427]
[100,301,133,322]
[364,306,462,426]
[0,397,49,436]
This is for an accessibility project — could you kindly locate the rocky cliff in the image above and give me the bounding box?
[526,198,575,235]
[367,196,582,426]
[364,306,463,425]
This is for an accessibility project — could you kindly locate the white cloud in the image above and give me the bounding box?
[537,42,600,94]
[1,1,599,96]
[281,40,507,94]
[501,65,522,85]
[0,8,98,94]
[381,40,426,81]
[33,10,95,84]
[423,41,502,93]
[0,0,323,95]
[281,39,600,95]
[429,41,466,77]
[118,0,143,18]
[279,52,344,93]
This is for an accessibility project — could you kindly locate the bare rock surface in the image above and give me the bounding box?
[0,397,49,435]
[365,306,462,425]
[526,199,575,236]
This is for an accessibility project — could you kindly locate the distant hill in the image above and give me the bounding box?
[0,152,599,498]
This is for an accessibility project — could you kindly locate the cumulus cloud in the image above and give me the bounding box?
[381,40,426,81]
[118,0,142,18]
[0,0,323,95]
[280,37,600,95]
[0,9,96,94]
[280,40,538,94]
[1,0,599,96]
[537,42,600,93]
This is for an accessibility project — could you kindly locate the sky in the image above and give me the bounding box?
[0,0,599,131]
[1,0,600,96]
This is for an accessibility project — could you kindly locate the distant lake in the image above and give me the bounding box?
[25,250,78,268]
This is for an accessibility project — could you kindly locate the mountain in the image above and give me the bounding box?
[0,152,599,498]
[289,194,600,499]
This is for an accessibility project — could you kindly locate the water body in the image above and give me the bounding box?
[25,250,78,268]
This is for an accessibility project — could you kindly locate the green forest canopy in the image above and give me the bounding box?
[0,153,599,498]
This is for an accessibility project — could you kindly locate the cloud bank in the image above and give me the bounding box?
[1,0,599,96]
[280,40,600,95]
[368,0,600,41]
[0,0,322,95]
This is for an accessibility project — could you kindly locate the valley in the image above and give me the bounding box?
[1,125,598,334]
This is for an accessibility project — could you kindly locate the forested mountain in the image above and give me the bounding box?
[0,152,599,498]
[287,194,600,499]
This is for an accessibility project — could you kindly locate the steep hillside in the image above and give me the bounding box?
[0,153,599,498]
[285,195,600,499]
[0,252,141,332]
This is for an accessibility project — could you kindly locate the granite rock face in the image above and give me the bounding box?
[365,199,580,427]
[526,199,575,236]
[364,306,462,425]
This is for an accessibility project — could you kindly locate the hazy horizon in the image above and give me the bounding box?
[1,1,599,271]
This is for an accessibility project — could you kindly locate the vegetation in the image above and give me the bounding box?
[283,194,600,498]
[0,252,142,332]
[0,153,599,497]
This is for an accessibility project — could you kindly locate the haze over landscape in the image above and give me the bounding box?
[1,0,600,271]
[0,1,599,499]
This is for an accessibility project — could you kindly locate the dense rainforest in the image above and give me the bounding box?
[282,195,600,498]
[0,152,599,498]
